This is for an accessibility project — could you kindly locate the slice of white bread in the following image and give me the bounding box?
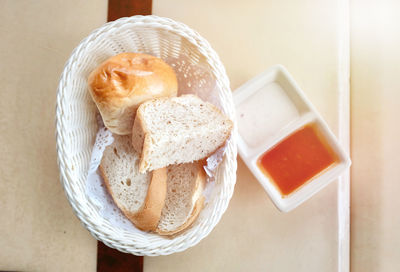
[156,162,206,236]
[132,94,233,173]
[99,134,167,231]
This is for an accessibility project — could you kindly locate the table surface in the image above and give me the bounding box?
[1,0,400,271]
[147,0,348,271]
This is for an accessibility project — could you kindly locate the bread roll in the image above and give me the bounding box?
[88,53,178,135]
[132,95,233,173]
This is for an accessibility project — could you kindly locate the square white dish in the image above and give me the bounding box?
[234,65,351,212]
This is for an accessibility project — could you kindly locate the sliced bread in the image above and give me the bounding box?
[99,135,167,231]
[132,94,233,173]
[156,162,206,236]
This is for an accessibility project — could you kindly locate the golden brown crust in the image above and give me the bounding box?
[131,106,152,173]
[131,110,146,155]
[156,196,205,237]
[132,98,160,173]
[99,165,167,232]
[129,168,167,231]
[88,53,178,135]
[156,165,206,237]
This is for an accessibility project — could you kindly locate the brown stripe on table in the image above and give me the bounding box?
[97,1,151,271]
[108,0,152,21]
[97,241,143,272]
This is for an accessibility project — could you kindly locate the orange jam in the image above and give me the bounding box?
[257,123,338,196]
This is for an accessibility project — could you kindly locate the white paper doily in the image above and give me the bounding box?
[85,112,226,232]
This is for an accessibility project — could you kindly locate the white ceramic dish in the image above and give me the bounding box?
[234,65,351,212]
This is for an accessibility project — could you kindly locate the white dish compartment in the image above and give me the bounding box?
[234,65,351,212]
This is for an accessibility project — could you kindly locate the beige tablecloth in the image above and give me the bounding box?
[1,0,400,271]
[147,0,346,271]
[0,1,106,271]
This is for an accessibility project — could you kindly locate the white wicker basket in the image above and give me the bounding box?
[56,15,237,256]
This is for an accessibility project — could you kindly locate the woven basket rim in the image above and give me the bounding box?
[56,15,237,256]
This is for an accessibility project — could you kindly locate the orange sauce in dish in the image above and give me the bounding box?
[257,123,338,196]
